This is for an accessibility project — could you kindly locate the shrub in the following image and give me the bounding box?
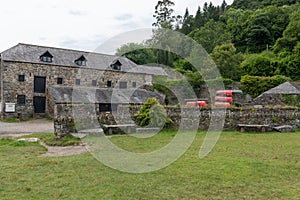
[135,98,172,128]
[241,75,291,97]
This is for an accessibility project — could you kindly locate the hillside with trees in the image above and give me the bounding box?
[116,0,300,98]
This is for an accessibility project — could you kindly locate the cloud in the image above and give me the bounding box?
[59,34,108,52]
[69,10,88,16]
[114,13,133,21]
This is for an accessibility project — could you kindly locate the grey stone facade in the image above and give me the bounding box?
[0,43,166,119]
[54,104,300,135]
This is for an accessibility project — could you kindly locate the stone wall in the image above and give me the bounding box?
[1,61,152,119]
[53,103,300,134]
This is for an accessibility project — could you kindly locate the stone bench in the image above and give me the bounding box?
[136,127,161,133]
[237,124,270,133]
[102,124,136,134]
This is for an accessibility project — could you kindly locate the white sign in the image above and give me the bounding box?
[5,103,15,112]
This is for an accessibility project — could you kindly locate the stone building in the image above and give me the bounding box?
[253,82,300,106]
[0,43,166,119]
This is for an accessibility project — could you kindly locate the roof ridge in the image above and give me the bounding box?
[17,43,117,57]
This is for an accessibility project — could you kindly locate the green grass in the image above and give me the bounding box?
[0,118,21,123]
[22,133,81,146]
[0,117,33,123]
[0,131,300,199]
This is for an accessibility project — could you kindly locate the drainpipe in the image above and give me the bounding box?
[0,53,4,115]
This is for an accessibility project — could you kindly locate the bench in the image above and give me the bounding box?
[237,124,270,133]
[102,124,136,134]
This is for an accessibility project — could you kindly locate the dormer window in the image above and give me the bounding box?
[111,60,122,71]
[40,51,53,63]
[75,55,87,66]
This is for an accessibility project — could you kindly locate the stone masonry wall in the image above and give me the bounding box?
[54,103,300,134]
[1,61,152,119]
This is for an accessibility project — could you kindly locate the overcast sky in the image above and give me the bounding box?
[0,0,233,53]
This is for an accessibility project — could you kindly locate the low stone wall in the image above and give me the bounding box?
[53,103,300,135]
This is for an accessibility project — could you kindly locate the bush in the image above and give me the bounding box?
[241,75,291,97]
[135,98,172,128]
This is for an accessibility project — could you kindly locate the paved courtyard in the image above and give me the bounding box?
[0,119,54,137]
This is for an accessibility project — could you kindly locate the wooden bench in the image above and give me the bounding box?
[237,124,270,133]
[102,124,136,134]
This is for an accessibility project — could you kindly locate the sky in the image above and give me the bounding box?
[0,0,233,53]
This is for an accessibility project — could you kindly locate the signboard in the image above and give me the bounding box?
[5,103,15,112]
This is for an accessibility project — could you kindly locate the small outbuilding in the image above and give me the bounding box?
[253,82,300,106]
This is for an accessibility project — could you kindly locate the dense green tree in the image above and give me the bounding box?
[193,6,205,29]
[273,9,300,80]
[211,43,244,81]
[241,51,278,76]
[222,8,252,52]
[221,0,228,13]
[181,8,194,34]
[231,0,299,10]
[189,20,231,53]
[279,42,300,80]
[173,59,195,73]
[115,43,157,65]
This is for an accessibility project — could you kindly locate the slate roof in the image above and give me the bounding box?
[1,43,167,76]
[263,82,300,95]
[48,86,165,104]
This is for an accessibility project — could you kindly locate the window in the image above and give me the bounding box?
[107,80,112,87]
[57,78,63,84]
[75,79,81,85]
[34,76,46,93]
[92,80,97,87]
[17,95,26,105]
[119,81,127,89]
[18,75,25,82]
[75,55,87,66]
[111,60,122,71]
[132,82,136,88]
[40,51,53,63]
[99,104,118,112]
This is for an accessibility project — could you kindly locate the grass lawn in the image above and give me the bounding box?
[0,131,299,199]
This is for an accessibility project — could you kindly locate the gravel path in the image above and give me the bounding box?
[0,119,90,157]
[0,119,54,136]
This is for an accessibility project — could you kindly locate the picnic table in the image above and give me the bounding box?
[237,124,270,133]
[102,124,136,134]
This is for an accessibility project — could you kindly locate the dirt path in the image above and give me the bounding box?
[0,119,54,136]
[39,141,90,157]
[0,119,90,157]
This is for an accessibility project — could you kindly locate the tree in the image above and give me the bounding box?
[152,0,180,29]
[211,43,244,81]
[115,43,157,65]
[280,42,300,80]
[189,20,231,53]
[222,8,252,52]
[181,8,194,34]
[231,0,299,10]
[221,0,228,13]
[273,9,300,80]
[193,6,204,29]
[241,51,278,76]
